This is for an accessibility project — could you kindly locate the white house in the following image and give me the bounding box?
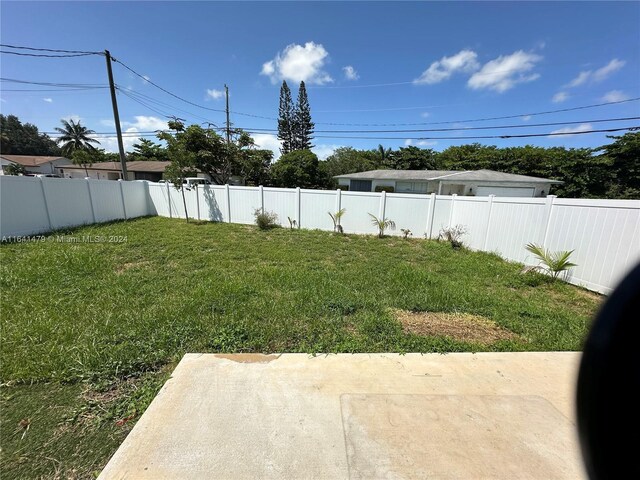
[335,169,562,197]
[0,155,70,175]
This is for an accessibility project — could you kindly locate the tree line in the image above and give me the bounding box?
[1,113,638,199]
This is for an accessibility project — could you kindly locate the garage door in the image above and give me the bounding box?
[475,186,535,197]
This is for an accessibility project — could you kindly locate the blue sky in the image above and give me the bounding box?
[1,1,639,159]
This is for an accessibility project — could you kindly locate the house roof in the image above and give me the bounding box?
[334,169,563,184]
[58,161,171,173]
[1,155,69,166]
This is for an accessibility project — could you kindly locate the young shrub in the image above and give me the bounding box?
[254,209,278,230]
[401,228,412,239]
[525,243,577,281]
[287,216,298,230]
[439,225,468,249]
[368,213,396,238]
[328,208,346,234]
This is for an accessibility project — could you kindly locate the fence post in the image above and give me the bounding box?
[335,188,342,213]
[296,187,301,228]
[379,190,387,220]
[225,184,231,222]
[425,193,436,238]
[259,185,264,213]
[39,177,53,231]
[195,185,201,221]
[448,193,457,227]
[118,180,128,220]
[166,181,172,218]
[542,195,556,247]
[483,195,495,250]
[86,178,96,224]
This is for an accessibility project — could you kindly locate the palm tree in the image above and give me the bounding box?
[368,213,396,238]
[376,144,391,165]
[54,119,100,156]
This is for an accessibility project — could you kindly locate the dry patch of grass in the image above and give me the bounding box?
[395,309,520,345]
[115,260,151,274]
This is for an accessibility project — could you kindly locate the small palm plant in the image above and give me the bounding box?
[328,208,346,234]
[368,213,395,238]
[525,243,577,281]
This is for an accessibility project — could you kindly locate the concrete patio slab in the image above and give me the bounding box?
[99,352,584,480]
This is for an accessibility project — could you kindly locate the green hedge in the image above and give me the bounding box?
[374,185,395,193]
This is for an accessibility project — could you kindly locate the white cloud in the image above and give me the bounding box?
[552,92,569,103]
[252,133,282,160]
[43,98,53,103]
[601,90,630,103]
[122,115,168,131]
[261,42,333,85]
[593,59,626,82]
[62,114,82,123]
[566,59,626,88]
[468,50,543,92]
[566,71,591,88]
[343,65,359,81]
[420,112,430,118]
[404,139,437,147]
[522,115,532,121]
[91,116,169,153]
[414,49,479,85]
[313,144,341,160]
[549,123,592,137]
[206,88,225,100]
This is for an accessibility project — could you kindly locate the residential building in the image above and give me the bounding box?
[0,155,70,175]
[335,169,562,197]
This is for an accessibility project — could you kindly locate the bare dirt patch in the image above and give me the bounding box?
[395,309,519,345]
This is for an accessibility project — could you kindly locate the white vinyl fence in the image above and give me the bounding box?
[0,175,151,237]
[147,183,640,294]
[1,176,638,294]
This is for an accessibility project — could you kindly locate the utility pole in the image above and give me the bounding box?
[225,84,231,144]
[104,50,128,180]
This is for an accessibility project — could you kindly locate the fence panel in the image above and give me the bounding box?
[299,189,336,230]
[197,186,227,222]
[121,181,149,219]
[382,193,432,237]
[0,176,51,236]
[450,196,492,249]
[229,186,261,224]
[263,188,297,227]
[41,178,94,230]
[340,191,382,234]
[484,198,548,262]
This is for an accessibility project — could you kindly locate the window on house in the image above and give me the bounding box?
[396,181,428,193]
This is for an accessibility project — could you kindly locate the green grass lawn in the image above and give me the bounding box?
[0,216,601,478]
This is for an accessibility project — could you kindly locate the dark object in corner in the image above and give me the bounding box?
[577,262,640,479]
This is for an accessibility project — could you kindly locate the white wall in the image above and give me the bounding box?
[146,185,640,294]
[0,176,151,236]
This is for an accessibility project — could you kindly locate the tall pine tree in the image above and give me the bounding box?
[293,81,314,150]
[277,81,294,154]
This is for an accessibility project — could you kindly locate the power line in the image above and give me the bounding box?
[112,56,278,120]
[0,43,103,55]
[284,126,638,141]
[238,116,640,134]
[1,50,99,58]
[0,77,108,88]
[42,125,638,141]
[314,97,640,126]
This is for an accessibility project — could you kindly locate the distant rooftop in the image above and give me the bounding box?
[334,169,563,184]
[59,161,171,173]
[1,154,69,166]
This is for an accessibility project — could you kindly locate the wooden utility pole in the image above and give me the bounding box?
[225,84,231,144]
[104,50,128,180]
